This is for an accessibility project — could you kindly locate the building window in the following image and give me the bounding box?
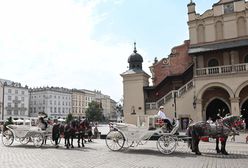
[7,110,11,115]
[15,90,18,94]
[224,3,234,14]
[8,96,11,101]
[14,110,18,115]
[197,24,205,43]
[244,55,248,63]
[21,97,24,101]
[8,89,11,93]
[208,58,219,67]
[50,107,53,113]
[21,91,25,95]
[237,17,246,37]
[54,107,57,113]
[215,21,223,40]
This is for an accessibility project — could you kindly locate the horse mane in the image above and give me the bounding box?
[221,115,240,127]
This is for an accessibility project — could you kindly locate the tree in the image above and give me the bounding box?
[66,113,73,124]
[86,101,104,122]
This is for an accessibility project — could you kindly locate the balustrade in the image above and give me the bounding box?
[196,63,248,76]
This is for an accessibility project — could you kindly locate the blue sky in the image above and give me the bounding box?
[0,0,217,102]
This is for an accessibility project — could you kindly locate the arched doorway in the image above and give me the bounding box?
[206,99,230,122]
[241,100,248,129]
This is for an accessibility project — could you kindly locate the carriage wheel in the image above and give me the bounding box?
[33,133,44,148]
[20,137,30,145]
[2,130,14,146]
[105,130,125,151]
[157,135,176,155]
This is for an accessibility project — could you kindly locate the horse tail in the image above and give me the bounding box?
[186,125,192,149]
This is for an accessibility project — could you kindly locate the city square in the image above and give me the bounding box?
[0,132,248,168]
[1,0,248,167]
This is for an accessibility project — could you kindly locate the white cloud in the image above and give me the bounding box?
[0,0,150,101]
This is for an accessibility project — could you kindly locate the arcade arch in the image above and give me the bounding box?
[201,86,231,121]
[237,84,248,129]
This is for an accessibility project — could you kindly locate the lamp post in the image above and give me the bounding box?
[174,92,177,118]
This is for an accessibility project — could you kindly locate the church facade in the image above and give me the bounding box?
[121,0,248,129]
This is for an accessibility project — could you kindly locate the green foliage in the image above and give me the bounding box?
[86,101,104,122]
[66,113,73,124]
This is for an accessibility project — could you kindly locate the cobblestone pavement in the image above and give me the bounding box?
[0,133,248,168]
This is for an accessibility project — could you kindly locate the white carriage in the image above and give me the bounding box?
[105,115,190,154]
[1,118,53,148]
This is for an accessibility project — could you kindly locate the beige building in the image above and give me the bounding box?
[81,89,115,119]
[71,89,85,117]
[122,0,248,129]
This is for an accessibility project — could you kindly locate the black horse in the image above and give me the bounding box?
[64,119,89,149]
[186,115,244,155]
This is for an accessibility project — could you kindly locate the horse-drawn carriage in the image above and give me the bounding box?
[105,115,191,154]
[1,117,54,147]
[106,114,245,155]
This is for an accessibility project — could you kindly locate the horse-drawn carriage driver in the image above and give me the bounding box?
[37,117,48,131]
[37,112,48,131]
[157,106,173,131]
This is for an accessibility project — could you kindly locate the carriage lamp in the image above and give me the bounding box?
[193,101,196,109]
[192,95,196,109]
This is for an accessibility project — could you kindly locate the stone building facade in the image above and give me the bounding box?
[29,87,72,119]
[122,0,248,129]
[1,80,29,120]
[71,89,85,117]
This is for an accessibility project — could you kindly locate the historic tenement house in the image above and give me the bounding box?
[122,0,248,129]
[0,79,29,121]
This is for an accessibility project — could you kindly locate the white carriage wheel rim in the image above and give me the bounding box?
[33,134,44,147]
[157,136,176,155]
[105,130,125,151]
[2,130,14,146]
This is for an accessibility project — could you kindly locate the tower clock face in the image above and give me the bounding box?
[224,3,234,14]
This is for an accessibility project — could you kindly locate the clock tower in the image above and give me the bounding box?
[121,43,150,125]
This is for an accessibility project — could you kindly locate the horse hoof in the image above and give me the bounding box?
[221,151,229,155]
[216,149,221,153]
[195,152,202,155]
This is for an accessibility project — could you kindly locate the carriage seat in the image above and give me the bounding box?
[170,120,180,135]
[115,123,137,129]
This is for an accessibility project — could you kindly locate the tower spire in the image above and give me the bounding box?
[133,42,137,53]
